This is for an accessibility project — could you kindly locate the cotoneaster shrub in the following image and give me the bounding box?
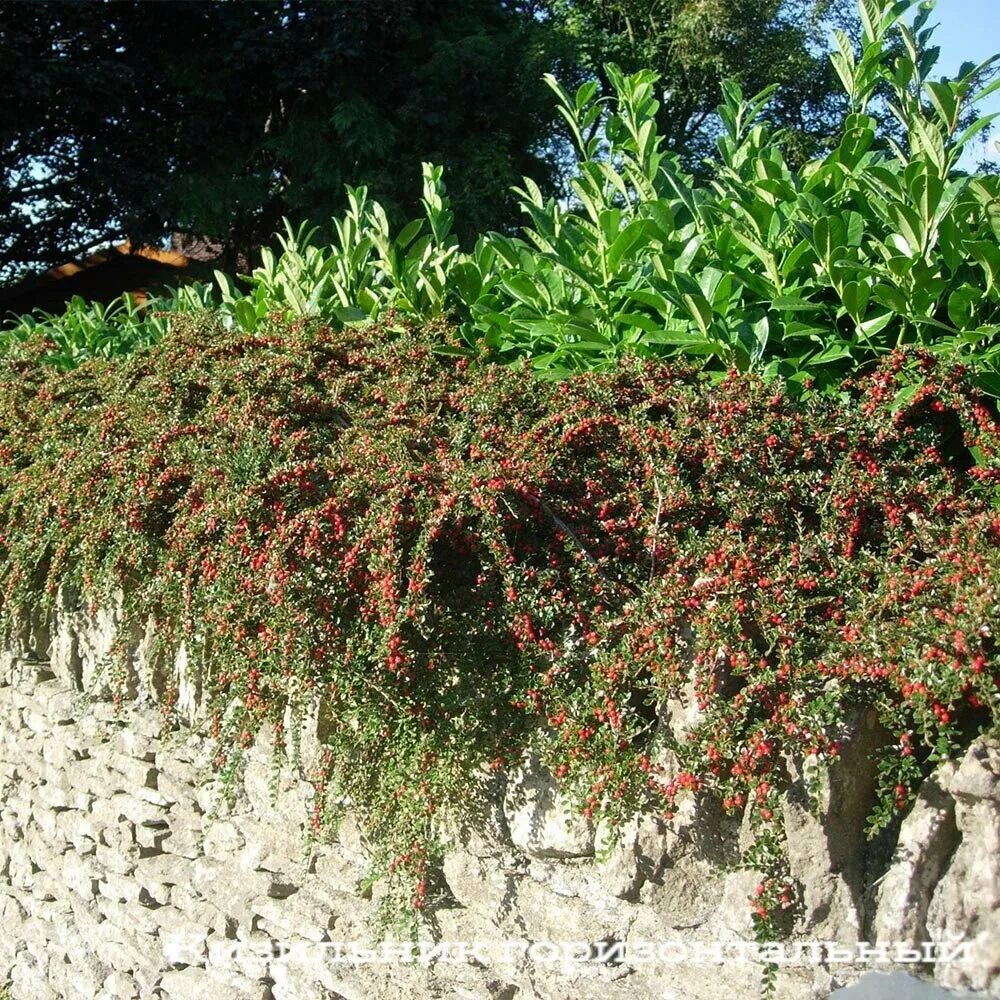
[0,315,998,934]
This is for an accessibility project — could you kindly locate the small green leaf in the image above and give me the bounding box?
[842,281,870,322]
[500,274,544,308]
[858,311,894,339]
[626,288,670,313]
[872,283,908,313]
[618,312,664,333]
[947,285,981,330]
[607,220,653,273]
[925,81,960,133]
[395,218,425,250]
[810,343,853,365]
[976,371,1000,398]
[332,306,369,324]
[675,273,714,336]
[772,296,823,312]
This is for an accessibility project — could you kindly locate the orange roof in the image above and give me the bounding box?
[0,240,216,319]
[43,241,195,281]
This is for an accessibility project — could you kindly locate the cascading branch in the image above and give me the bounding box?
[0,315,997,933]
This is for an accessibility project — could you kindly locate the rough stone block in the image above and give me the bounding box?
[95,839,141,877]
[503,754,595,859]
[252,892,336,943]
[157,771,205,812]
[98,971,140,1000]
[94,895,162,937]
[160,966,264,1000]
[106,752,159,791]
[202,819,245,857]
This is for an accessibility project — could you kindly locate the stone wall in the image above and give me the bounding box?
[0,607,998,1000]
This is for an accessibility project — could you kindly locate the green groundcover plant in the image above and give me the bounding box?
[1,316,998,936]
[3,0,1000,395]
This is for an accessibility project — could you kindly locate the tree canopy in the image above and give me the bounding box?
[0,0,561,278]
[542,0,864,168]
[1,0,881,284]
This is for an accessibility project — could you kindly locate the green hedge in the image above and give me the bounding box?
[1,315,998,931]
[5,1,1000,393]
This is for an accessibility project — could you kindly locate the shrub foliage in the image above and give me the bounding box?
[1,317,998,929]
[5,1,1000,394]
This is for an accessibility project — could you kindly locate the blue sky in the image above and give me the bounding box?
[922,0,1000,166]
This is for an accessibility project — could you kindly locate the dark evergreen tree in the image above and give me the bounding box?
[0,0,563,278]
